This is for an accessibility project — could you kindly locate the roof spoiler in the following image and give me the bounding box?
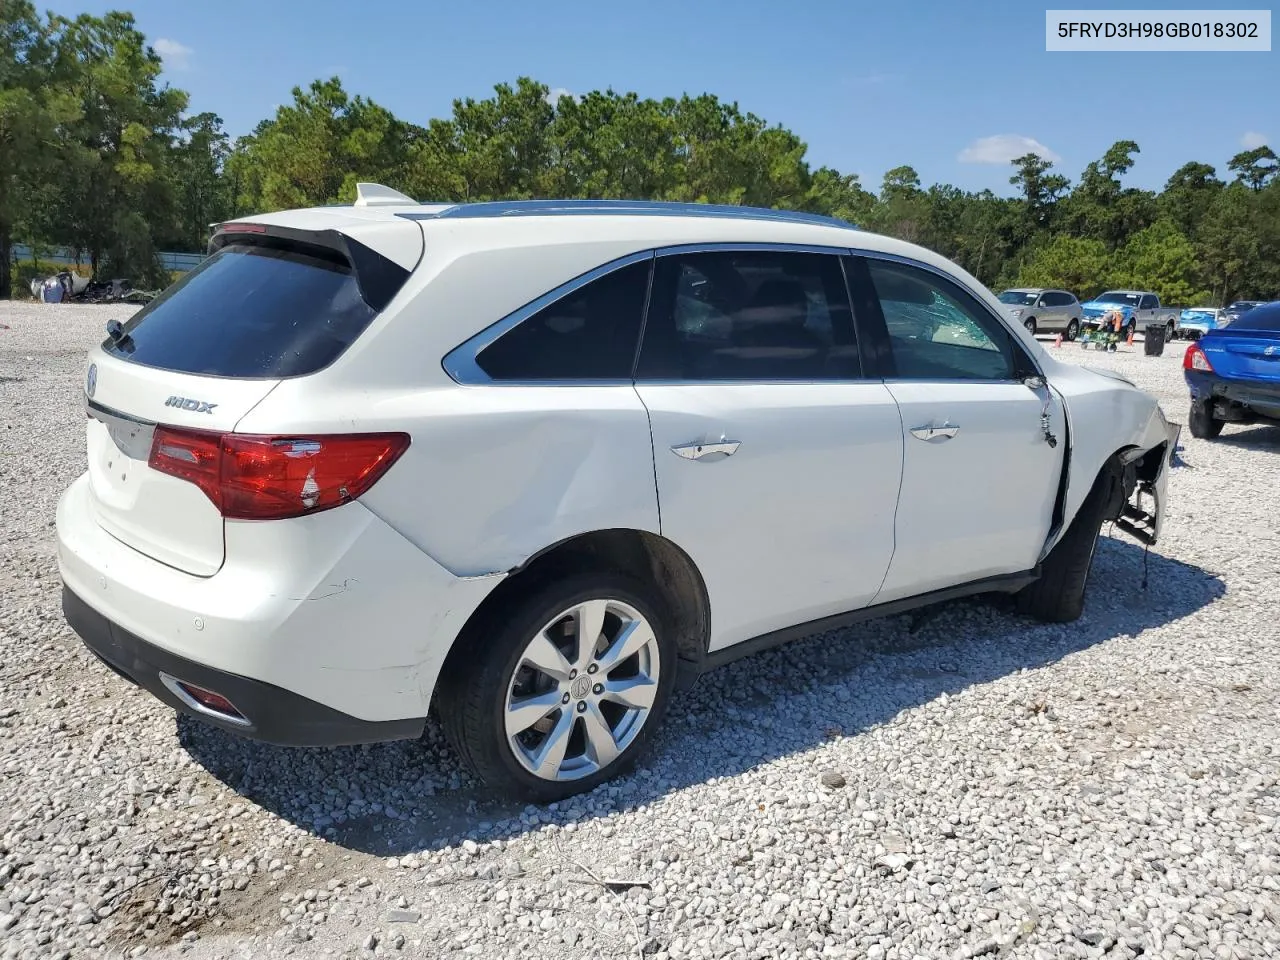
[206,222,410,313]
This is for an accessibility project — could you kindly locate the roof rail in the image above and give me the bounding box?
[394,198,856,229]
[353,182,418,207]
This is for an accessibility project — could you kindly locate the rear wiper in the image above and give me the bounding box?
[105,319,135,353]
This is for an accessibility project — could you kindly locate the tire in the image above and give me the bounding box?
[1166,321,1176,342]
[437,570,677,802]
[1066,319,1079,342]
[1188,400,1224,439]
[1015,467,1114,623]
[1024,317,1037,336]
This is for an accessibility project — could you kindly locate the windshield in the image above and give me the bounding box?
[1226,301,1262,312]
[1093,292,1140,306]
[997,291,1038,305]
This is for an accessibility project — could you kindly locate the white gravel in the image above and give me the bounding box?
[2,302,1278,960]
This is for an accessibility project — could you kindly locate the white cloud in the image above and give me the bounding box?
[1241,131,1269,149]
[153,38,193,70]
[958,134,1061,165]
[545,87,576,106]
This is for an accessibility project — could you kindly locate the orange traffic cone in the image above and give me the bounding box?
[1053,333,1063,348]
[1126,328,1135,347]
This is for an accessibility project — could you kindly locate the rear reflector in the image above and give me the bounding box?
[149,428,410,520]
[177,681,244,718]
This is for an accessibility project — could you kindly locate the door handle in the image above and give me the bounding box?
[909,422,960,442]
[671,438,741,461]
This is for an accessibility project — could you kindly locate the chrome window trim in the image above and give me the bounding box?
[852,248,1045,382]
[442,243,859,387]
[441,241,1043,388]
[655,241,857,258]
[441,250,656,386]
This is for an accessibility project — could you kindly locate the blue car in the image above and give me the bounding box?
[1177,307,1222,341]
[1183,300,1280,438]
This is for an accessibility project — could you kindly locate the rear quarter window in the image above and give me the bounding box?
[104,243,381,379]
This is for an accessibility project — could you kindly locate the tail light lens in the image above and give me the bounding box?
[1183,344,1214,372]
[149,428,410,520]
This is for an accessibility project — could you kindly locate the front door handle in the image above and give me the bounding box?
[671,438,741,461]
[909,422,960,442]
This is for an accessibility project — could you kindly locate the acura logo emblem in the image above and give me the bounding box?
[86,363,97,399]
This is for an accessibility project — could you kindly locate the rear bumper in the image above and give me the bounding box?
[63,584,424,746]
[56,472,504,729]
[1185,370,1280,419]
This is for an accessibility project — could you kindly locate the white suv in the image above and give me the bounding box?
[56,185,1179,801]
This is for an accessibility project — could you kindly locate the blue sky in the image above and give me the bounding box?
[63,0,1274,196]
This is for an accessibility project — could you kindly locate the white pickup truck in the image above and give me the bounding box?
[1079,290,1181,339]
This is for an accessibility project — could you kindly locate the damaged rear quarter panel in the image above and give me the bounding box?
[354,385,662,576]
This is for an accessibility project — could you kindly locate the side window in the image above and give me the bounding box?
[1047,292,1068,307]
[865,258,1017,381]
[474,260,651,381]
[635,251,859,381]
[1140,294,1157,310]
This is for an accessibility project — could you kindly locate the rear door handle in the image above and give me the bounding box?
[671,438,741,461]
[909,422,960,442]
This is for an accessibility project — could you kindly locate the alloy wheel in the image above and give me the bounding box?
[504,599,660,781]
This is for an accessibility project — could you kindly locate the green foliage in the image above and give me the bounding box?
[1018,236,1113,297]
[4,11,1278,306]
[1112,220,1210,305]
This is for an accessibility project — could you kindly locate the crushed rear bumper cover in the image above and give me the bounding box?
[1186,370,1280,422]
[63,584,425,747]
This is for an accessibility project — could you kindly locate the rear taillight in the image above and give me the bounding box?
[1183,344,1214,372]
[148,428,409,520]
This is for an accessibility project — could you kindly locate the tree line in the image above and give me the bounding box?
[3,2,1278,304]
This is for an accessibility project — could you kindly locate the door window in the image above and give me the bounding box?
[636,251,860,381]
[865,258,1017,381]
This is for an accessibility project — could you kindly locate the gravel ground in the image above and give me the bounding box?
[2,301,1278,960]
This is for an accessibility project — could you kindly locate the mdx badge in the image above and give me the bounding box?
[165,396,218,414]
[86,363,97,399]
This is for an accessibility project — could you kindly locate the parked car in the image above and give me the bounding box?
[1177,307,1223,341]
[56,187,1180,801]
[1221,300,1266,326]
[996,288,1083,339]
[1080,290,1180,340]
[1183,300,1280,438]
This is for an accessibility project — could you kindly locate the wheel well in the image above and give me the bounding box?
[438,530,711,698]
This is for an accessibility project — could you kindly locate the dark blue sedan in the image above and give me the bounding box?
[1183,300,1280,438]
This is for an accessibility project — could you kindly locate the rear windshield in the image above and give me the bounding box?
[1226,302,1280,331]
[103,243,378,378]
